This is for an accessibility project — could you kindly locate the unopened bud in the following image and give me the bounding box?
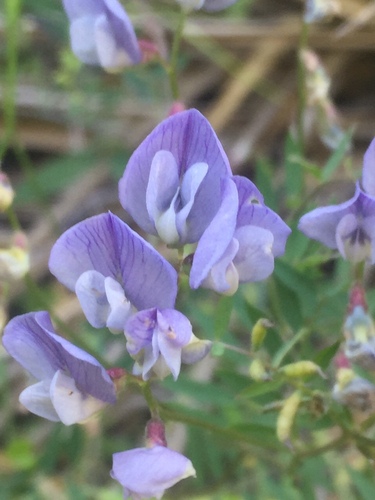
[249,359,268,381]
[279,360,325,379]
[251,318,273,350]
[0,232,29,281]
[0,172,14,211]
[145,418,167,448]
[181,334,212,364]
[276,390,301,443]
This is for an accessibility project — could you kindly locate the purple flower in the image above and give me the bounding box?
[177,0,238,11]
[119,109,233,247]
[49,212,178,332]
[298,138,375,263]
[190,175,291,294]
[125,308,209,380]
[62,0,141,72]
[111,445,196,499]
[2,312,116,425]
[299,184,375,263]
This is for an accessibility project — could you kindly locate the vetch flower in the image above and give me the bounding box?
[119,109,233,247]
[299,183,375,265]
[2,311,116,425]
[298,138,375,262]
[49,212,177,332]
[62,0,141,72]
[190,175,291,294]
[111,445,196,499]
[176,0,238,11]
[125,308,200,380]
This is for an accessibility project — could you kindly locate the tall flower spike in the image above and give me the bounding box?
[125,307,196,380]
[62,0,141,72]
[111,446,196,499]
[190,175,291,294]
[119,109,233,247]
[2,312,116,425]
[49,212,178,332]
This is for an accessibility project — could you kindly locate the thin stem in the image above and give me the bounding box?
[296,20,309,156]
[141,382,160,418]
[167,9,187,100]
[1,0,21,159]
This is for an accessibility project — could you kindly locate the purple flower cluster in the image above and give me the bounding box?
[120,109,291,295]
[299,138,375,264]
[4,107,290,497]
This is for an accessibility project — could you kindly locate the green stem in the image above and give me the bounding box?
[296,21,309,156]
[141,382,160,418]
[167,9,187,100]
[1,0,21,159]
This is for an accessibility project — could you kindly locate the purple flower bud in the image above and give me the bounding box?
[125,308,193,380]
[111,445,196,499]
[119,109,232,246]
[49,212,178,332]
[2,312,116,425]
[62,0,141,72]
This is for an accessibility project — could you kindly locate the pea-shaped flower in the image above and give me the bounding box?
[119,109,233,247]
[2,311,116,425]
[190,175,291,294]
[111,445,196,499]
[125,308,210,380]
[298,138,375,263]
[62,0,141,72]
[49,212,177,333]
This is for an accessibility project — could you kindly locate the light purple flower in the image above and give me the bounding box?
[125,308,207,380]
[298,138,375,263]
[111,445,196,499]
[119,109,233,247]
[62,0,141,72]
[190,175,291,294]
[177,0,238,11]
[298,188,375,264]
[49,212,178,332]
[2,311,116,425]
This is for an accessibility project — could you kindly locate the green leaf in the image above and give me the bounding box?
[213,295,234,341]
[272,328,310,368]
[313,341,341,370]
[321,127,353,182]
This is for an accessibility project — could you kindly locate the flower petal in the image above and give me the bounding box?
[119,109,232,243]
[19,380,60,422]
[111,446,196,499]
[234,226,275,281]
[362,137,375,196]
[190,176,238,289]
[3,312,116,404]
[50,370,107,425]
[75,270,110,328]
[49,212,178,310]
